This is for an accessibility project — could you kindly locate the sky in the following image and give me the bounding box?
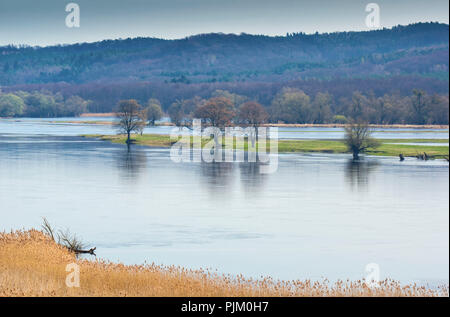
[0,0,448,46]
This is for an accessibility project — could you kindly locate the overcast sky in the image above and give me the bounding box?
[0,0,448,46]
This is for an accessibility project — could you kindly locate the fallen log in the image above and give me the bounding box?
[73,247,96,255]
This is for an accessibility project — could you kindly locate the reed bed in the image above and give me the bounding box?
[0,230,447,297]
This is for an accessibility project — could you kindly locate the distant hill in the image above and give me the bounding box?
[0,22,448,86]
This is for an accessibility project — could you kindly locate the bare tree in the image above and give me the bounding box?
[344,120,380,160]
[116,99,147,144]
[238,101,268,146]
[168,97,204,128]
[411,89,428,124]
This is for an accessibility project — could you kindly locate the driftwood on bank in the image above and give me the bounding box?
[73,247,96,255]
[41,218,96,256]
[416,152,430,160]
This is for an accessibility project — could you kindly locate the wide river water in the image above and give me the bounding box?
[1,117,449,140]
[0,119,448,286]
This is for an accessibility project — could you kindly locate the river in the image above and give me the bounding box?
[0,118,448,286]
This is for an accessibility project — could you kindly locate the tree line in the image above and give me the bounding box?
[115,97,268,145]
[115,87,449,145]
[268,88,449,125]
[4,74,447,115]
[1,88,448,125]
[0,90,91,117]
[149,88,449,125]
[114,95,382,161]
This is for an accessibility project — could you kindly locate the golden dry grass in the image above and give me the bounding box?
[0,230,447,297]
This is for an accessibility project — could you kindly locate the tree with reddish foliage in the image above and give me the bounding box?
[238,101,268,127]
[194,97,235,129]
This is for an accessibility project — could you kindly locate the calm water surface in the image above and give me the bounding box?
[0,119,448,285]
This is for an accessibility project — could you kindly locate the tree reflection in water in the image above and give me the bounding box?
[345,159,379,191]
[200,161,235,196]
[239,161,268,195]
[199,159,269,197]
[116,146,147,182]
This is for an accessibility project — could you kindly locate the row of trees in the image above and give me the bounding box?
[116,97,268,144]
[117,97,380,160]
[1,87,448,125]
[163,88,449,126]
[13,74,445,114]
[0,90,91,117]
[117,90,446,160]
[272,88,449,125]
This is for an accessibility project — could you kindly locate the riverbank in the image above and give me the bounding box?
[50,120,174,126]
[3,117,448,130]
[1,230,446,297]
[266,123,449,129]
[82,134,449,159]
[80,113,116,117]
[65,117,450,130]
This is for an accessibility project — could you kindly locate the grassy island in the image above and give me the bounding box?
[82,134,449,159]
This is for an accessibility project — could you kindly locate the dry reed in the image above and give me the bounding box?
[0,230,447,297]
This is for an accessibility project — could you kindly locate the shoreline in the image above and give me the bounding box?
[1,229,447,297]
[80,113,116,117]
[70,114,450,129]
[263,123,449,129]
[1,116,449,130]
[82,134,450,159]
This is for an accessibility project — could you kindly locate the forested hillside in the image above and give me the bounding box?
[1,23,448,85]
[0,22,448,123]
